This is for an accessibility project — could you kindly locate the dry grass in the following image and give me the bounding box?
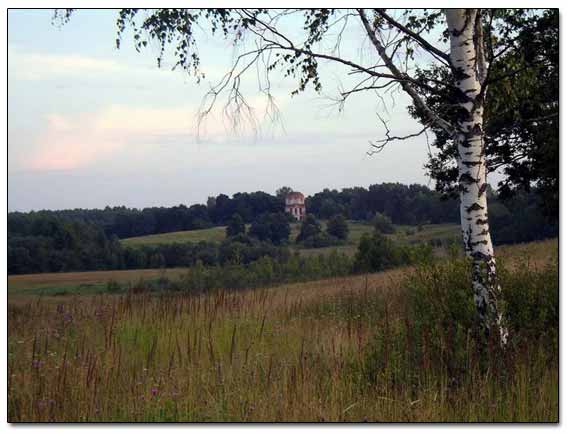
[8,268,189,295]
[496,238,559,269]
[7,239,558,422]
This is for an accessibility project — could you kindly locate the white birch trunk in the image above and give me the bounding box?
[446,9,508,346]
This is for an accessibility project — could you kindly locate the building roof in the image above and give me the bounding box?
[286,191,305,200]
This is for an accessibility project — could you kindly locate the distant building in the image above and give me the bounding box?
[285,191,306,221]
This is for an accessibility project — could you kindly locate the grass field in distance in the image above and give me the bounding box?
[121,221,462,248]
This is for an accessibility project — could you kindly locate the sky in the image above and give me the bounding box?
[8,9,438,212]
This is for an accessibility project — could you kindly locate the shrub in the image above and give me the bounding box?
[296,214,322,242]
[353,232,404,272]
[173,250,353,293]
[326,214,349,240]
[106,279,124,293]
[218,240,247,265]
[399,242,434,265]
[372,212,395,234]
[301,232,341,248]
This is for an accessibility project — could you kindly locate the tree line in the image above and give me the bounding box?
[9,183,459,240]
[7,217,291,275]
[8,183,557,275]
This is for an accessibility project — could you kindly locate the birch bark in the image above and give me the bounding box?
[446,9,508,346]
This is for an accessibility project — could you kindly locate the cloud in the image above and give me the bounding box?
[21,101,274,172]
[26,113,125,171]
[25,106,196,171]
[8,46,129,81]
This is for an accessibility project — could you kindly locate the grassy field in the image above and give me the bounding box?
[392,223,461,244]
[121,221,461,250]
[7,239,558,422]
[120,221,368,247]
[7,268,190,296]
[122,226,228,246]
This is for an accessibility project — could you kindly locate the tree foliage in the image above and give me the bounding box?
[372,212,395,234]
[409,9,558,218]
[296,214,322,243]
[326,214,349,240]
[275,186,294,201]
[226,213,246,237]
[248,212,291,245]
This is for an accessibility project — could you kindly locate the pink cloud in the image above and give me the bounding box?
[27,113,124,171]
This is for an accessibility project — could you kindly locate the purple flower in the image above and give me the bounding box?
[150,386,159,397]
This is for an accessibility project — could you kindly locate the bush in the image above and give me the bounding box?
[106,279,124,293]
[399,242,434,265]
[353,232,404,272]
[218,240,247,265]
[301,232,342,248]
[372,212,395,234]
[326,214,349,240]
[218,237,290,266]
[296,214,322,243]
[171,250,353,293]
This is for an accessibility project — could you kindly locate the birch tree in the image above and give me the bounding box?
[444,10,507,345]
[54,8,554,345]
[415,9,558,218]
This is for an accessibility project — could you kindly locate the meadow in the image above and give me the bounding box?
[121,221,461,248]
[7,239,558,422]
[121,226,229,247]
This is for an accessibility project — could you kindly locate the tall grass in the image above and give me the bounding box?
[8,243,558,422]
